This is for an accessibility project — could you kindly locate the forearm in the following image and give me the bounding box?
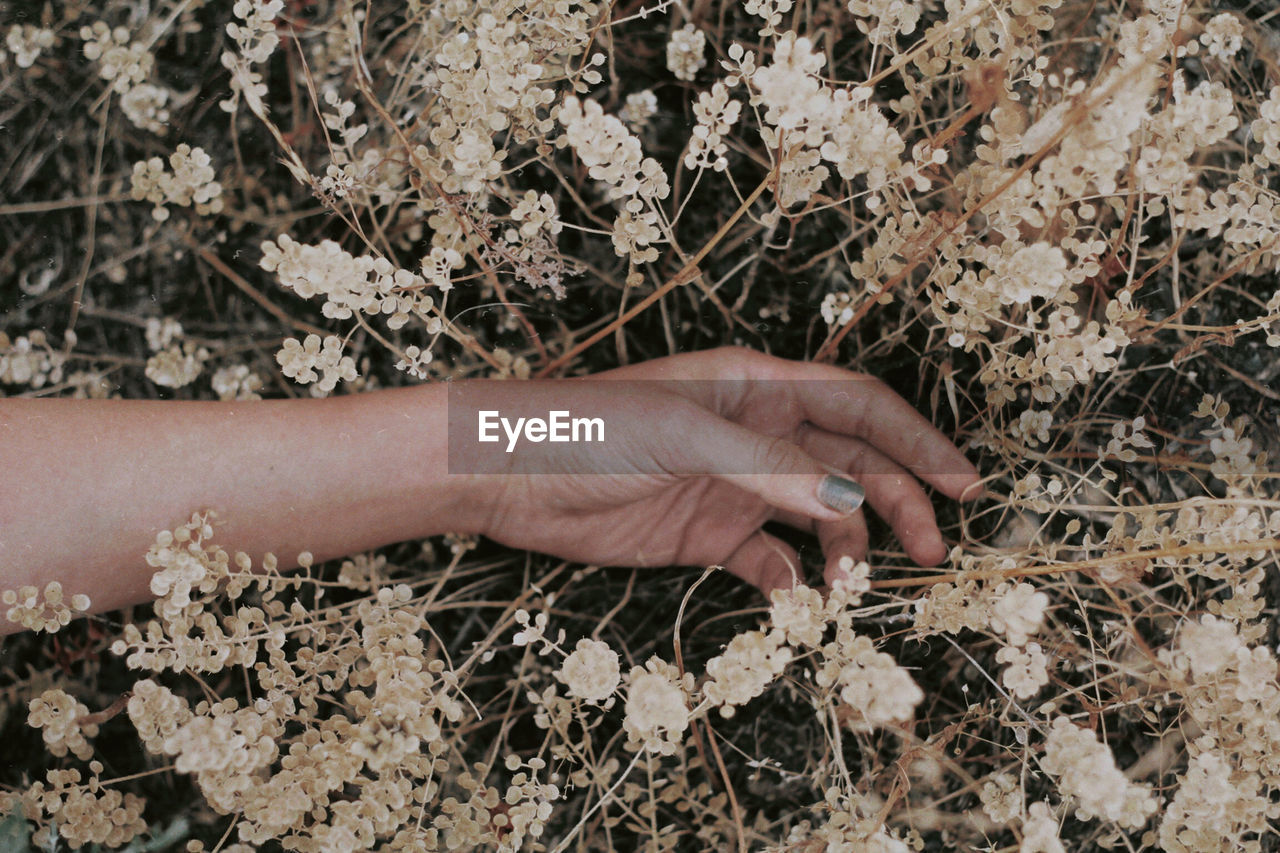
[0,384,483,629]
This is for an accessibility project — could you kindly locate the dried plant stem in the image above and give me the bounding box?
[535,174,774,377]
[870,538,1280,591]
[190,242,328,338]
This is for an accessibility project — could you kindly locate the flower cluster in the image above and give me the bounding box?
[979,773,1024,825]
[990,582,1049,647]
[79,20,173,132]
[0,330,66,389]
[730,35,906,208]
[4,24,55,68]
[226,0,284,65]
[619,89,658,129]
[996,642,1049,700]
[27,767,148,848]
[557,95,671,263]
[847,0,923,46]
[557,637,621,703]
[3,581,91,633]
[80,22,152,95]
[685,82,741,172]
[1103,416,1155,463]
[623,657,693,755]
[702,628,792,716]
[211,364,265,401]
[275,334,359,394]
[744,0,793,37]
[143,317,208,389]
[819,633,923,730]
[261,235,437,329]
[1040,717,1158,829]
[27,689,99,760]
[130,144,223,221]
[666,24,706,82]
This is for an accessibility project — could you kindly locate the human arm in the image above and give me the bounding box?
[0,347,981,634]
[0,381,485,631]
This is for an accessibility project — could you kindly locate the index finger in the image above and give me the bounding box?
[778,364,982,501]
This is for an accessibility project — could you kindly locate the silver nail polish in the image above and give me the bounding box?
[818,474,865,514]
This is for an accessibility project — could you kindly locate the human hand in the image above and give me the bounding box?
[451,347,981,595]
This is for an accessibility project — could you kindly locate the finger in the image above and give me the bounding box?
[798,426,948,567]
[766,363,982,501]
[769,507,819,534]
[722,530,802,596]
[663,403,867,524]
[766,501,870,586]
[816,515,870,586]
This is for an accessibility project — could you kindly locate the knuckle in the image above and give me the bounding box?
[755,435,800,477]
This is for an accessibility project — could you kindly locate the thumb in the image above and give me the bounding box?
[664,406,865,523]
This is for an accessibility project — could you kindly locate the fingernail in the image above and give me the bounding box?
[817,475,865,515]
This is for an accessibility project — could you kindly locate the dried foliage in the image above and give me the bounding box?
[3,0,1280,850]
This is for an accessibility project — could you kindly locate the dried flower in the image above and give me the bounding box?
[557,638,621,703]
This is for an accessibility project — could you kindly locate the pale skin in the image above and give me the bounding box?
[0,347,982,636]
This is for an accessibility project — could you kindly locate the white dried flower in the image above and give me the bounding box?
[980,773,1024,825]
[744,0,793,36]
[769,584,828,648]
[990,243,1070,305]
[821,92,904,188]
[1174,614,1243,679]
[29,689,99,760]
[1159,750,1268,850]
[847,0,923,46]
[1200,13,1244,59]
[227,0,285,64]
[997,642,1050,699]
[623,658,692,754]
[1104,415,1155,463]
[130,144,223,221]
[666,24,706,82]
[80,22,153,95]
[990,582,1050,647]
[1253,86,1280,169]
[1020,801,1066,853]
[557,638,621,703]
[510,190,563,240]
[3,582,92,633]
[145,317,184,352]
[5,24,55,68]
[275,334,358,393]
[1011,410,1053,447]
[702,629,792,716]
[261,235,435,328]
[823,634,923,730]
[422,246,463,293]
[121,82,171,134]
[685,82,740,172]
[750,33,828,133]
[0,330,66,389]
[558,95,671,203]
[1040,716,1158,829]
[393,345,433,380]
[146,342,209,389]
[211,364,264,400]
[619,89,659,129]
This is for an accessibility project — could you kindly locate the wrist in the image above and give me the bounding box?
[360,381,496,541]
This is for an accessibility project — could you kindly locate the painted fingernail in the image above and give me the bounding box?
[817,474,865,515]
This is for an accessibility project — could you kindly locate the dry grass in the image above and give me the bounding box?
[3,0,1280,849]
